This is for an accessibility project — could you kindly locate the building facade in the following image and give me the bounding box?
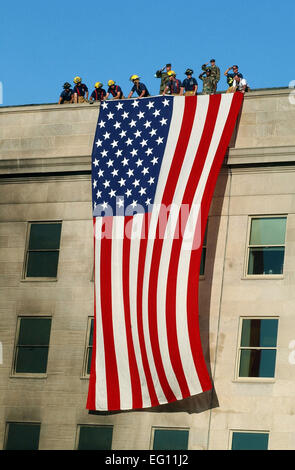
[1,88,295,450]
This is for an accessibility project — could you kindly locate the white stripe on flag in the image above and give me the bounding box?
[94,217,108,410]
[111,216,133,409]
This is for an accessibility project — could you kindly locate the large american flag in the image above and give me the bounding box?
[87,93,243,411]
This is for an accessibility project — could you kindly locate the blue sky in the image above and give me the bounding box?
[1,0,294,106]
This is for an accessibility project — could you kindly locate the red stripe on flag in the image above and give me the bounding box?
[100,216,121,410]
[123,216,143,409]
[187,92,244,391]
[147,96,197,401]
[137,212,159,407]
[86,217,97,410]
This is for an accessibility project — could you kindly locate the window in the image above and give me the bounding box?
[200,223,208,276]
[231,431,269,450]
[13,317,52,375]
[247,216,286,276]
[237,318,278,379]
[24,222,62,279]
[83,317,94,377]
[76,425,113,450]
[152,428,189,450]
[4,422,41,450]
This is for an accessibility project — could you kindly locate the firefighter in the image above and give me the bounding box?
[162,71,182,96]
[58,82,74,104]
[128,75,150,98]
[89,82,107,103]
[73,76,88,103]
[105,80,124,100]
[180,68,198,96]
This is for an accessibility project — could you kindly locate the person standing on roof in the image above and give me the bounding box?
[228,74,249,94]
[106,80,124,100]
[58,82,74,104]
[163,71,182,96]
[180,69,198,96]
[199,68,216,95]
[155,63,172,95]
[89,82,107,103]
[73,76,88,103]
[224,65,243,91]
[128,75,150,98]
[202,59,220,92]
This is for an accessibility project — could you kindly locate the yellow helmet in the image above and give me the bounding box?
[95,82,103,88]
[168,70,176,77]
[73,76,82,84]
[108,80,115,86]
[130,74,140,81]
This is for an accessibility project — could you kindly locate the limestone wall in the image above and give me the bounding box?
[1,89,295,450]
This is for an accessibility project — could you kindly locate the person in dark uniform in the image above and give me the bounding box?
[89,82,107,103]
[73,76,89,103]
[58,82,73,104]
[106,80,124,100]
[163,71,182,95]
[180,69,198,96]
[128,75,150,98]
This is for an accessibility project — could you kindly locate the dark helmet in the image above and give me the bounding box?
[63,82,71,89]
[185,68,193,75]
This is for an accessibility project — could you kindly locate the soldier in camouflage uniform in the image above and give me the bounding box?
[199,68,216,95]
[155,64,171,94]
[201,59,220,92]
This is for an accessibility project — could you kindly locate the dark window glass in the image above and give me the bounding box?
[200,247,206,276]
[239,349,277,378]
[5,423,40,450]
[86,318,94,375]
[15,318,51,374]
[248,217,286,275]
[241,319,278,348]
[18,318,52,345]
[29,223,61,250]
[239,319,278,378]
[248,247,285,275]
[78,426,113,450]
[200,224,208,276]
[153,429,189,450]
[27,251,60,278]
[232,432,269,450]
[25,222,61,278]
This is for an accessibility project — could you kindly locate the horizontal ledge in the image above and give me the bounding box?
[0,87,290,113]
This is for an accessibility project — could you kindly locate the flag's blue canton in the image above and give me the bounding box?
[91,95,174,217]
